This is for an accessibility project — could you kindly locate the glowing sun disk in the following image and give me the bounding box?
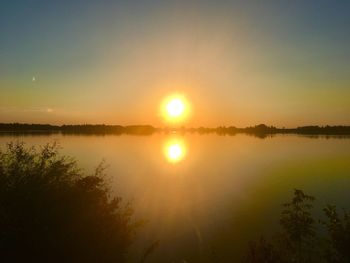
[166,99,184,117]
[161,94,190,123]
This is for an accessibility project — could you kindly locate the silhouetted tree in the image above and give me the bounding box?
[277,189,318,262]
[243,189,350,263]
[322,205,350,263]
[0,142,140,263]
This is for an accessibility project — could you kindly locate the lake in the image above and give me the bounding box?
[0,133,349,262]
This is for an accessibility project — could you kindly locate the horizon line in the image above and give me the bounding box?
[1,122,350,129]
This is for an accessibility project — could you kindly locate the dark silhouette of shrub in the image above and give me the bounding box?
[243,237,280,263]
[243,189,319,263]
[0,142,140,263]
[277,189,318,262]
[243,189,350,263]
[322,205,350,263]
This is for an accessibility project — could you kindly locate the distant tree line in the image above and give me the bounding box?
[0,123,156,135]
[1,123,350,137]
[212,124,350,136]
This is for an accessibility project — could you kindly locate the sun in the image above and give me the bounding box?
[161,94,190,123]
[166,98,185,117]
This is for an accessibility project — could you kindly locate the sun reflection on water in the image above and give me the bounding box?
[164,138,186,163]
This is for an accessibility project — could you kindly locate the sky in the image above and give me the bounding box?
[1,0,350,127]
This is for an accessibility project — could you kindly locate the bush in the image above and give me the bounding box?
[0,142,139,263]
[243,189,350,263]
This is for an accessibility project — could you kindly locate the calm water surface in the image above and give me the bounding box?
[1,134,349,262]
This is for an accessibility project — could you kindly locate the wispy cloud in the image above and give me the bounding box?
[0,107,54,114]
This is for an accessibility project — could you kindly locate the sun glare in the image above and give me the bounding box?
[164,139,186,163]
[168,144,182,159]
[161,94,190,123]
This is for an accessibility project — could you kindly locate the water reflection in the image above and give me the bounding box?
[0,134,350,262]
[164,137,187,163]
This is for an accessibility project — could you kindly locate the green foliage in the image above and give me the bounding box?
[322,205,350,263]
[243,189,350,263]
[0,142,140,263]
[277,189,318,262]
[280,189,316,243]
[243,237,280,263]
